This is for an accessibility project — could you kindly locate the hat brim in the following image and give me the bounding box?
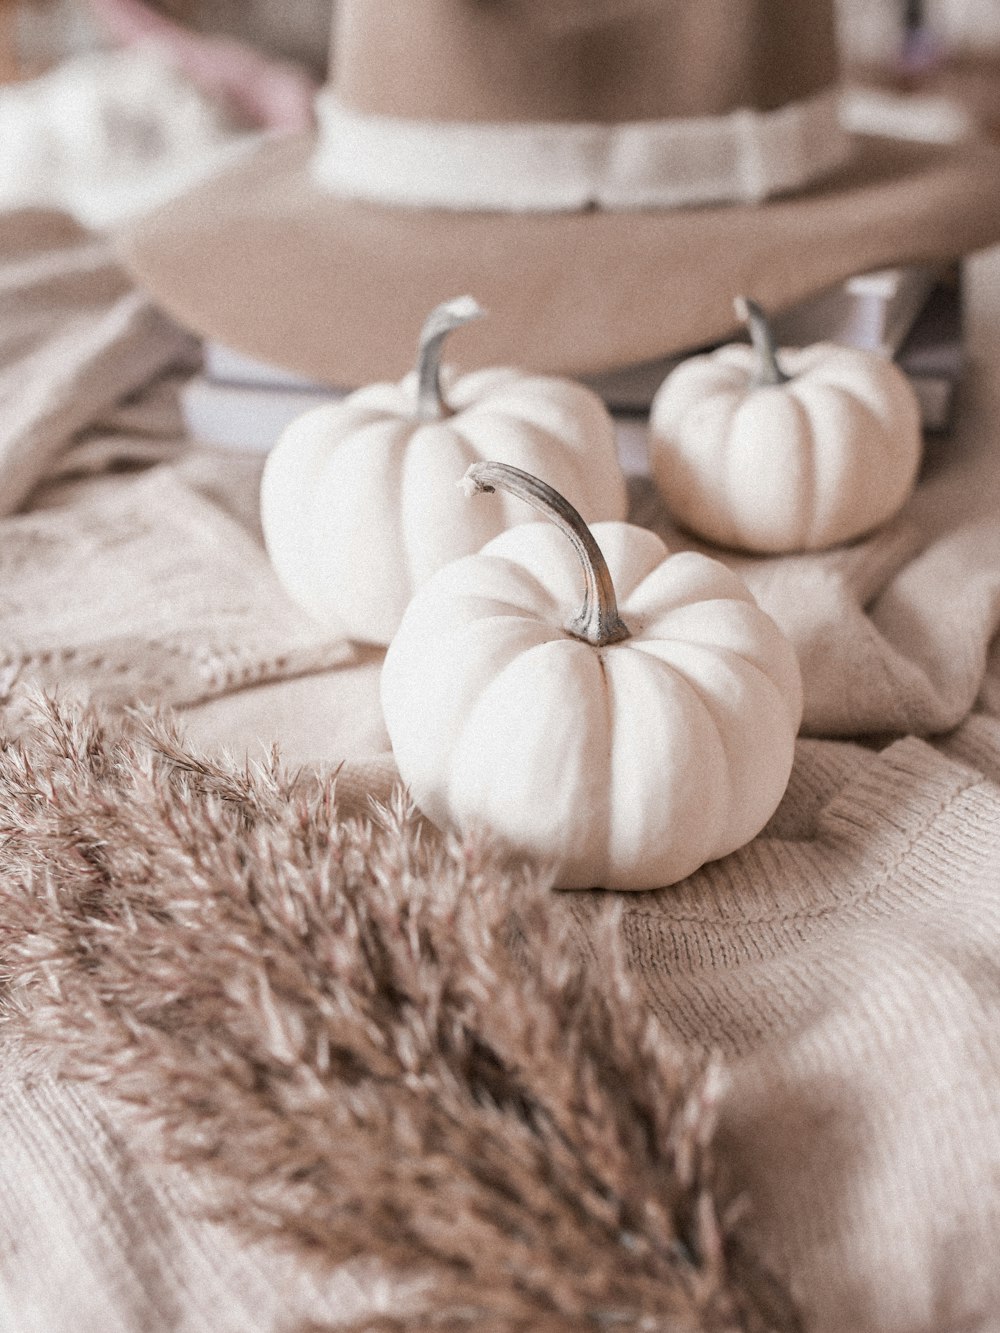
[117,129,1000,386]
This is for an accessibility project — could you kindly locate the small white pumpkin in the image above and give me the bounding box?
[647,297,923,553]
[381,461,803,891]
[260,296,627,645]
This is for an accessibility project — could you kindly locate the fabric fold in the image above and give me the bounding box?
[0,209,197,516]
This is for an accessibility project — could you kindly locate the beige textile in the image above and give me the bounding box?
[0,211,364,718]
[0,1045,397,1333]
[4,207,1000,1331]
[0,209,196,515]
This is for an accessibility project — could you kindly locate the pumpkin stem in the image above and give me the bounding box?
[735,295,791,388]
[461,461,631,648]
[416,295,486,421]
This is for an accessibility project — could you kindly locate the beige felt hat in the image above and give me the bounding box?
[118,0,1000,387]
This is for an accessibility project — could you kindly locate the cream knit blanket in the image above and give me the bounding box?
[3,208,1000,1331]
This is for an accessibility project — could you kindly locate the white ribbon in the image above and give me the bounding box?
[311,86,852,212]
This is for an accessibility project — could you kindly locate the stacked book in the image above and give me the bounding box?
[180,262,965,474]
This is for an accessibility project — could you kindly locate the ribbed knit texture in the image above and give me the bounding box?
[597,730,1000,1330]
[0,1041,393,1332]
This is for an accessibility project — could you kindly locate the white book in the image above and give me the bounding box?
[184,267,962,455]
[769,264,939,358]
[181,370,653,475]
[180,367,953,474]
[582,264,941,412]
[601,279,962,440]
[200,264,940,413]
[202,341,333,392]
[180,377,345,454]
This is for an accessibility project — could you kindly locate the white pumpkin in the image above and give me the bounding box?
[381,461,803,891]
[260,296,627,645]
[647,297,923,553]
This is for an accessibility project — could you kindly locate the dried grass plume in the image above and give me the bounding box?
[0,694,799,1332]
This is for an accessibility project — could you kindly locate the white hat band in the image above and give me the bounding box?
[311,86,852,212]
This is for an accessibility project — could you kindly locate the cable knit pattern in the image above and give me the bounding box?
[0,468,355,709]
[0,211,354,713]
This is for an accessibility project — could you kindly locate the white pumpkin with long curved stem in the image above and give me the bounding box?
[381,462,803,891]
[260,296,627,645]
[647,296,923,553]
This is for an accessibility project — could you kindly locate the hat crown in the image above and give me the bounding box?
[332,0,841,125]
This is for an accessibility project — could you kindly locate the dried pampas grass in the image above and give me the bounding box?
[0,695,798,1332]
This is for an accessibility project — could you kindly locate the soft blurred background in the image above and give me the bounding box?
[5,0,330,79]
[1,0,999,230]
[8,0,1000,84]
[0,0,332,226]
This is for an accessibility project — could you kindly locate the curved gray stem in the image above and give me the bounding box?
[735,295,791,389]
[416,295,486,420]
[461,461,631,647]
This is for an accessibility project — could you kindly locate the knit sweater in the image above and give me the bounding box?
[3,208,1000,1332]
